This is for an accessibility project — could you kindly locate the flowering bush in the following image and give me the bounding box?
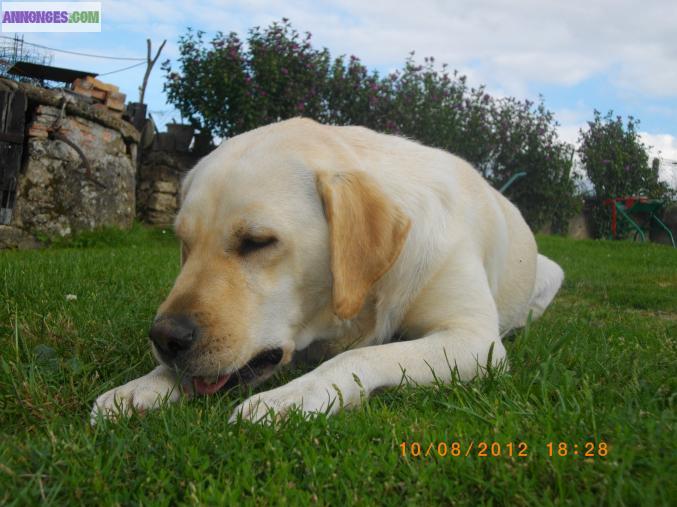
[163,19,578,231]
[579,111,665,198]
[163,21,330,137]
[578,111,670,237]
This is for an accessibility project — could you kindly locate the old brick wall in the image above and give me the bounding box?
[11,105,136,237]
[0,80,142,248]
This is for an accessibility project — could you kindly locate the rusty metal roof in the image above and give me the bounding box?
[8,61,97,82]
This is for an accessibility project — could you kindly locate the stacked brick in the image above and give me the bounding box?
[71,76,126,116]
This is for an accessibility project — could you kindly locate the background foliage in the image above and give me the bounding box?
[578,110,671,238]
[163,20,579,232]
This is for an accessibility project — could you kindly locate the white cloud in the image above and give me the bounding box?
[557,124,583,146]
[99,0,677,99]
[23,0,675,156]
[641,132,677,161]
[640,132,677,188]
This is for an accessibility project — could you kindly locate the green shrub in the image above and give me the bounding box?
[163,19,579,232]
[578,111,671,238]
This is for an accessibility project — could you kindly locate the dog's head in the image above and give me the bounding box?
[149,119,410,394]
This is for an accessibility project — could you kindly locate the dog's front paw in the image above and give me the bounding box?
[90,366,182,425]
[229,377,343,424]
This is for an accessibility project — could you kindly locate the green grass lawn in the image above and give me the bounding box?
[1,227,675,505]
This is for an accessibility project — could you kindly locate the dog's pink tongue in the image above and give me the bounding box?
[193,374,231,395]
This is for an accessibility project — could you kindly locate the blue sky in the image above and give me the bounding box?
[2,0,676,178]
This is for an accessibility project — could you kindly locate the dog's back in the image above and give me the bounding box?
[332,123,560,336]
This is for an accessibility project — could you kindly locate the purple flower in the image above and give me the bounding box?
[281,68,288,75]
[602,159,610,164]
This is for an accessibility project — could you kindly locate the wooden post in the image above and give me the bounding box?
[139,38,166,105]
[0,91,27,224]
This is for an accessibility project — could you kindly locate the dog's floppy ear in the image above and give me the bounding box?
[316,171,411,320]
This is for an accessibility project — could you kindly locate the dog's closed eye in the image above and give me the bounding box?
[238,235,278,256]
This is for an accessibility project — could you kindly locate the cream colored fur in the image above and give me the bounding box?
[91,118,563,424]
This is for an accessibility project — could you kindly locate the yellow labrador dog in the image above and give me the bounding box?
[92,118,563,423]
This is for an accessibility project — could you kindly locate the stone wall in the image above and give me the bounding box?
[0,82,139,248]
[12,106,136,237]
[137,150,199,226]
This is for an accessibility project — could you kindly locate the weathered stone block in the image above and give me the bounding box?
[153,181,178,194]
[567,213,593,240]
[137,149,198,225]
[148,192,177,211]
[0,225,42,249]
[147,209,176,226]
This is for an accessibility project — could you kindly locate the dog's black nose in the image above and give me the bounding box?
[149,315,198,360]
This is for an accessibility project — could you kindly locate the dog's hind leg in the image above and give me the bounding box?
[526,254,564,322]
